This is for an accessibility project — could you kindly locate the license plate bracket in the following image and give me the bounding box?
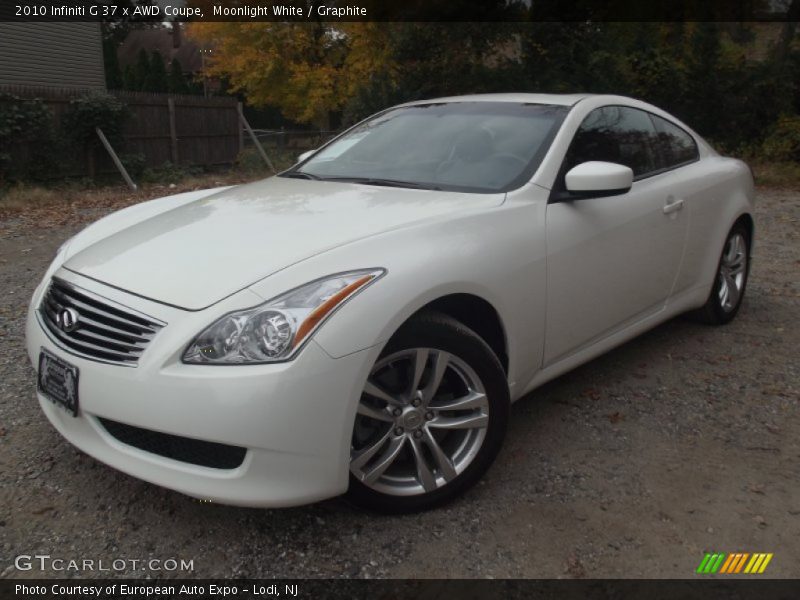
[38,348,80,417]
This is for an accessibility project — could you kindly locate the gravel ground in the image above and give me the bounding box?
[0,186,798,579]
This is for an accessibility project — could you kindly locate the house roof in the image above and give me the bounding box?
[117,25,203,73]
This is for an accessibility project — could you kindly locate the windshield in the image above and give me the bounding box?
[282,102,569,193]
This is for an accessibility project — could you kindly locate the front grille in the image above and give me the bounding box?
[98,417,247,469]
[39,278,165,366]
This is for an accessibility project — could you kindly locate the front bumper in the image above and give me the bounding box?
[26,271,380,507]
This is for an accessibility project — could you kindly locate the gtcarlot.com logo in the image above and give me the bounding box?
[14,554,194,572]
[696,552,773,574]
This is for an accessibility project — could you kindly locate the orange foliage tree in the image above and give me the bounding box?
[188,22,395,128]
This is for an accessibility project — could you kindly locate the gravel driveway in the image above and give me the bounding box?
[1,186,798,579]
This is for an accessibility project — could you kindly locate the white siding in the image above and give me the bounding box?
[0,23,106,89]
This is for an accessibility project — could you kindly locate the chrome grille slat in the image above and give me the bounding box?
[60,326,144,354]
[41,314,141,362]
[48,287,158,335]
[76,319,152,345]
[44,295,151,344]
[39,278,165,367]
[49,280,154,326]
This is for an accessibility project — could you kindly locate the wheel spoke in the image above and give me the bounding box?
[357,400,393,422]
[362,436,406,483]
[407,348,429,400]
[724,239,737,264]
[421,350,450,404]
[718,272,729,307]
[724,235,746,271]
[409,436,437,492]
[423,429,457,482]
[734,234,745,261]
[364,379,403,407]
[429,412,489,430]
[431,390,487,412]
[725,272,740,307]
[351,428,391,472]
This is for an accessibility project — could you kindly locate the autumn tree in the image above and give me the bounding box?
[188,22,395,128]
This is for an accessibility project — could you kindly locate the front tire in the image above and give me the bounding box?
[694,222,751,325]
[347,311,509,513]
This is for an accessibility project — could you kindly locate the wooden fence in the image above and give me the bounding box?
[115,90,241,167]
[1,84,242,177]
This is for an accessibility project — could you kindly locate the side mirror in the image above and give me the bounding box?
[297,149,316,163]
[564,161,633,198]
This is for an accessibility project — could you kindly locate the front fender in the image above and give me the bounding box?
[248,195,548,391]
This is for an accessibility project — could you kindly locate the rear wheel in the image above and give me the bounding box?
[694,223,751,325]
[347,312,509,513]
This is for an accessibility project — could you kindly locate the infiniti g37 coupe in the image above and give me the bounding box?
[27,94,754,512]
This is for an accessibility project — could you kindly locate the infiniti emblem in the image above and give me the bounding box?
[58,307,80,332]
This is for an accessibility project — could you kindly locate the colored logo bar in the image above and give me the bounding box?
[696,552,773,574]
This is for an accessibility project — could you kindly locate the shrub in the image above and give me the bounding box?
[61,92,129,179]
[61,92,129,149]
[761,115,800,163]
[235,147,272,175]
[118,152,146,179]
[0,93,60,182]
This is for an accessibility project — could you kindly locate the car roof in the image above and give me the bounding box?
[399,93,595,107]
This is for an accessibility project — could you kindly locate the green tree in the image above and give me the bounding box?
[343,23,523,125]
[144,50,168,93]
[168,59,189,94]
[133,49,151,92]
[685,23,723,138]
[102,37,123,89]
[122,64,139,91]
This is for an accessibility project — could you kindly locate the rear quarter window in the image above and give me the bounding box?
[650,114,699,169]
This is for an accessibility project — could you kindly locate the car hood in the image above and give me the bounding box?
[64,177,504,310]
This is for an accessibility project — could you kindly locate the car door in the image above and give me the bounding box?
[543,106,689,366]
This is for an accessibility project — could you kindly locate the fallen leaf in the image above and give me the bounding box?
[607,412,625,424]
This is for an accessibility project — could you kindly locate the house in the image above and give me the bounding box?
[117,24,204,76]
[0,23,106,89]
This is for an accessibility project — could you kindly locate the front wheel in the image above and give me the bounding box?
[347,312,509,513]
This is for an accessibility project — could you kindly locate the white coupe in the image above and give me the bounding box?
[26,94,754,512]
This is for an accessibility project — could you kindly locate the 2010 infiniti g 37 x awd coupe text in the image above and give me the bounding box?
[27,94,754,512]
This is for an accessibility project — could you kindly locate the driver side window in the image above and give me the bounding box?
[563,106,660,179]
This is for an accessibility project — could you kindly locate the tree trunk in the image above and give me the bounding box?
[774,0,799,63]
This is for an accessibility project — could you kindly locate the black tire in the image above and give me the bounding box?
[346,311,509,513]
[692,222,751,325]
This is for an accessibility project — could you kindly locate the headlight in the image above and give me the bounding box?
[182,269,384,364]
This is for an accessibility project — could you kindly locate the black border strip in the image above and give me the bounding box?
[1,0,798,23]
[4,579,800,599]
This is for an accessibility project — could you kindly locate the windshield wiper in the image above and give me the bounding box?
[317,176,441,191]
[281,171,320,180]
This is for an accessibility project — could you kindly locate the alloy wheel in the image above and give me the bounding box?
[718,232,747,312]
[350,348,490,496]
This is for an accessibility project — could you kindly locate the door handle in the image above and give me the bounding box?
[663,198,684,214]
